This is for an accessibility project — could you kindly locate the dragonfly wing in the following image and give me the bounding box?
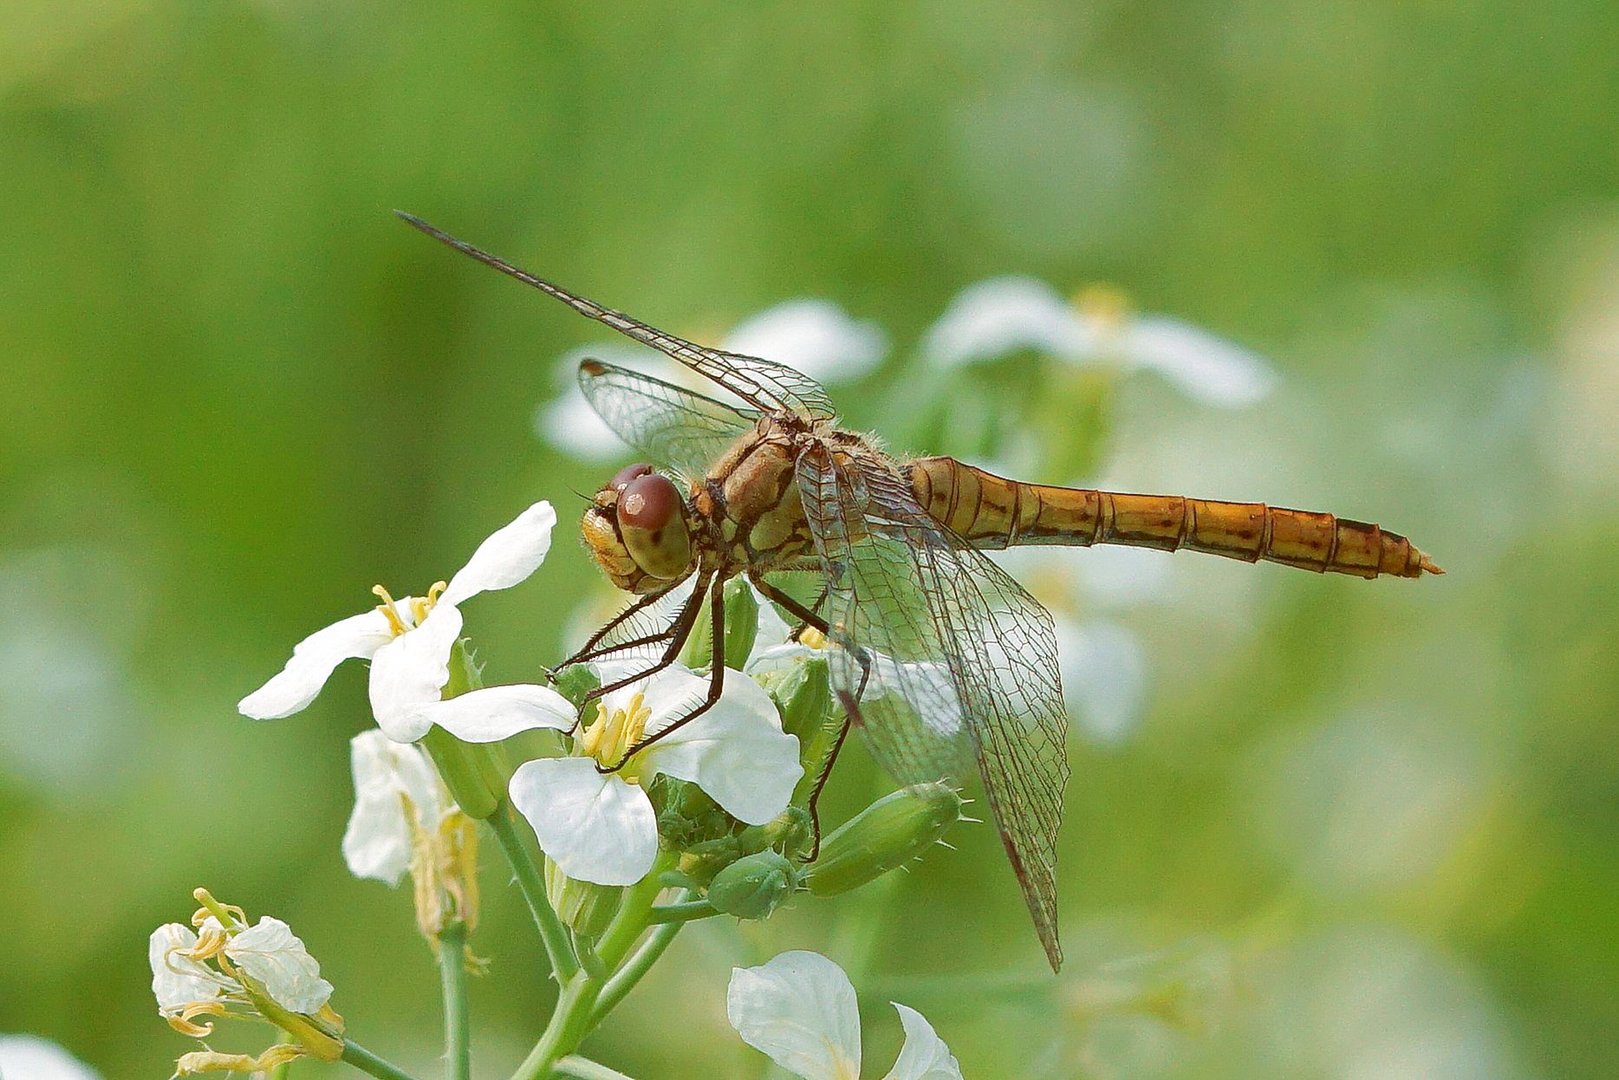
[575,360,757,483]
[399,214,836,421]
[797,444,1070,970]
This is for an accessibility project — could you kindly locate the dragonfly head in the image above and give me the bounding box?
[582,463,697,593]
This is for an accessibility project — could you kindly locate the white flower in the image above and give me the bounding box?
[727,951,963,1080]
[538,302,884,460]
[924,276,1276,407]
[535,344,657,462]
[341,730,447,885]
[0,1035,101,1080]
[238,501,557,742]
[500,664,802,885]
[723,300,887,383]
[149,913,333,1020]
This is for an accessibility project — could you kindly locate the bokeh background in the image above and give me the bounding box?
[4,2,1618,1077]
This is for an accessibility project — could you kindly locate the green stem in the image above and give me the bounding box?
[646,899,718,924]
[438,920,472,1080]
[510,970,602,1080]
[488,804,579,981]
[341,1040,422,1080]
[509,865,675,1079]
[553,1055,638,1080]
[589,920,683,1027]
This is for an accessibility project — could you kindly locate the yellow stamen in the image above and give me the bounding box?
[578,691,654,777]
[798,626,828,650]
[1072,283,1132,333]
[373,585,408,636]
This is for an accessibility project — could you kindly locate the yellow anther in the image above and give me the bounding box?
[1072,283,1132,332]
[578,692,654,777]
[372,585,408,636]
[798,626,828,650]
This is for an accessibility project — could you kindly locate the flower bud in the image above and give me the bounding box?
[721,578,759,670]
[707,850,800,919]
[805,782,965,898]
[552,663,601,708]
[544,859,623,940]
[420,641,510,819]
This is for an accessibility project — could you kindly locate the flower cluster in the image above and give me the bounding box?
[193,279,1267,1076]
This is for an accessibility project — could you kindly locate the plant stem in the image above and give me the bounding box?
[511,970,602,1080]
[438,920,472,1080]
[646,899,717,924]
[488,803,579,981]
[589,919,683,1027]
[553,1055,638,1080]
[341,1040,422,1080]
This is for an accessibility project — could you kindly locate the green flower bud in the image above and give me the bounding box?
[552,664,600,709]
[721,578,759,670]
[805,782,965,898]
[420,641,508,819]
[544,859,623,940]
[706,850,800,919]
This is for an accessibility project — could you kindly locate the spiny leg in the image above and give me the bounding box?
[553,580,684,670]
[751,574,872,858]
[583,571,713,705]
[601,575,730,772]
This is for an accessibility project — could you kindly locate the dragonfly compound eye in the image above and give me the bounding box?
[618,472,693,580]
[610,462,655,491]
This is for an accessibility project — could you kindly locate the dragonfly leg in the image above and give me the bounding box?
[803,713,852,860]
[552,580,685,672]
[582,571,714,706]
[600,575,728,773]
[750,576,831,639]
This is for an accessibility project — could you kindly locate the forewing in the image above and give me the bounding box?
[576,360,756,483]
[399,213,836,420]
[798,444,1069,971]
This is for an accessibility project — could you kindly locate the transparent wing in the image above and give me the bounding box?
[576,359,756,483]
[798,444,1069,971]
[399,213,837,421]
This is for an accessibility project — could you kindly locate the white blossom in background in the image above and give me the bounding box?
[341,731,450,884]
[728,951,963,1080]
[237,501,560,743]
[452,664,801,885]
[0,1035,101,1080]
[723,299,887,383]
[538,300,885,461]
[924,276,1276,407]
[989,519,1170,747]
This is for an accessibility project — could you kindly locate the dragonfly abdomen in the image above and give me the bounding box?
[908,457,1441,580]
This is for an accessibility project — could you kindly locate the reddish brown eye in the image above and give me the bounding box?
[610,462,655,491]
[620,472,680,529]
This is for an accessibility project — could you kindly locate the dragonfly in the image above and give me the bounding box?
[398,212,1441,971]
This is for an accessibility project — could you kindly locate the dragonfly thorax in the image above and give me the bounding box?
[582,464,698,594]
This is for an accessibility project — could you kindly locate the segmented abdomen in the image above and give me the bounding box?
[908,457,1441,580]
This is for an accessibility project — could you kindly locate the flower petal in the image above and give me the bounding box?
[341,731,442,884]
[508,757,658,885]
[368,604,464,741]
[0,1035,102,1080]
[727,951,862,1080]
[922,276,1096,368]
[406,683,578,743]
[1123,316,1277,407]
[441,502,558,608]
[149,923,221,1013]
[641,668,802,825]
[238,609,393,720]
[723,299,887,383]
[1055,618,1146,747]
[881,1004,963,1080]
[225,917,333,1014]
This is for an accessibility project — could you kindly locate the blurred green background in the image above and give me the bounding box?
[4,2,1618,1077]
